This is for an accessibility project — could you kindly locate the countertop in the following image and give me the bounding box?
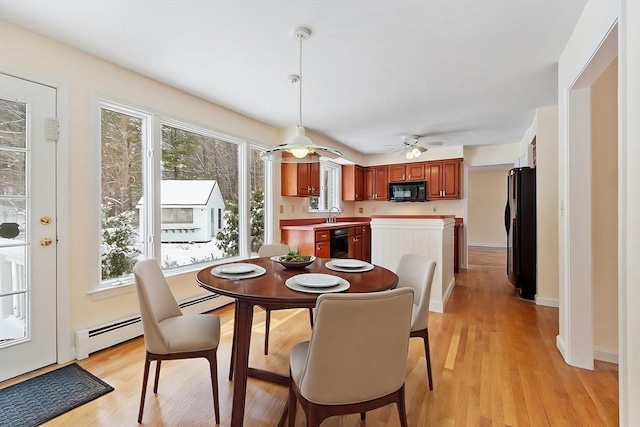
[280,221,370,231]
[370,214,456,219]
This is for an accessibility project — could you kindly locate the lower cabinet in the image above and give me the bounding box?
[281,225,371,261]
[348,227,363,260]
[314,230,330,258]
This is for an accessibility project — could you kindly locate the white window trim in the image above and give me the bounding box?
[90,97,271,297]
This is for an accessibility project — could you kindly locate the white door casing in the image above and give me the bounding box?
[0,73,57,381]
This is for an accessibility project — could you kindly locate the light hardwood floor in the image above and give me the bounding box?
[2,252,618,426]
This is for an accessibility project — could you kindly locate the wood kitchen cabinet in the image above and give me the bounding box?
[314,230,330,258]
[342,164,364,201]
[425,158,462,199]
[388,162,426,182]
[364,166,388,200]
[281,152,320,197]
[361,224,371,263]
[280,228,330,257]
[348,227,363,260]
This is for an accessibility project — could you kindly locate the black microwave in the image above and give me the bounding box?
[388,181,427,202]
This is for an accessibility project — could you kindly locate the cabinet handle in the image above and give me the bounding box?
[402,174,405,180]
[408,174,411,180]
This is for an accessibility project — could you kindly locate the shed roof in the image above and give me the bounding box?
[138,180,218,206]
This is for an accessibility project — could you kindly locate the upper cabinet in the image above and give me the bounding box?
[425,158,462,199]
[281,152,320,197]
[342,165,365,201]
[364,166,388,200]
[388,163,426,182]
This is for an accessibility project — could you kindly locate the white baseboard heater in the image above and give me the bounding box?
[75,293,233,360]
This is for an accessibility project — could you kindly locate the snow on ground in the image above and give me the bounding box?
[159,240,225,268]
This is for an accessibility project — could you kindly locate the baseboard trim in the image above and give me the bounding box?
[536,296,559,307]
[467,243,507,248]
[594,347,618,364]
[556,335,567,362]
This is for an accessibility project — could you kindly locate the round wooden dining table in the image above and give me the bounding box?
[196,256,398,427]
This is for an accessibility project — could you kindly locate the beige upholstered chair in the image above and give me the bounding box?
[396,253,437,390]
[285,288,414,427]
[133,259,221,424]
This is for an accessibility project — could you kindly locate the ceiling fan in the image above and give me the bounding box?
[385,135,444,159]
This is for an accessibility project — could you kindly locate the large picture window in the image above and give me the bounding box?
[99,101,268,287]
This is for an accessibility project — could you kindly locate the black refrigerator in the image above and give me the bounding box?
[504,167,536,300]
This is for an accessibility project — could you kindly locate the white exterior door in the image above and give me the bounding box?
[0,73,57,381]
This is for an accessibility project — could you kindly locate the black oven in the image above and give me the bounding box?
[330,228,349,258]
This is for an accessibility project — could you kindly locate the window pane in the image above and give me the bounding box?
[100,108,143,281]
[0,293,28,346]
[160,125,239,268]
[0,199,26,243]
[0,99,26,149]
[249,147,265,254]
[0,151,26,196]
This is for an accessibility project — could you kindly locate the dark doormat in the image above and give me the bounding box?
[0,363,114,427]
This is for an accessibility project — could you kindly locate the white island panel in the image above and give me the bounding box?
[371,217,455,313]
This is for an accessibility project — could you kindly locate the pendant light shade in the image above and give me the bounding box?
[261,27,342,163]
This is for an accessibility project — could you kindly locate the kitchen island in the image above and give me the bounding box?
[370,215,456,313]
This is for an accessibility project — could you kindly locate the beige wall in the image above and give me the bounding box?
[0,21,284,349]
[467,169,508,246]
[535,105,559,304]
[591,59,618,352]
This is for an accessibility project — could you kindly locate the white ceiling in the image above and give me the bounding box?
[0,0,587,155]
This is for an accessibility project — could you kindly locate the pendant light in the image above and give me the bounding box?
[261,27,342,163]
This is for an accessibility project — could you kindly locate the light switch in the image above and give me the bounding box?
[358,207,363,213]
[279,205,284,214]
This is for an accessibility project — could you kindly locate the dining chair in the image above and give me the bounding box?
[396,253,437,390]
[229,243,314,380]
[133,259,221,425]
[284,288,414,427]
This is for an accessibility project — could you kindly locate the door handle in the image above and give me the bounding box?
[40,237,53,246]
[504,201,511,234]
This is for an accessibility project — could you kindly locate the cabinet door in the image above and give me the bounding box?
[425,162,443,199]
[309,161,321,197]
[406,162,425,181]
[364,167,376,200]
[342,165,365,201]
[388,164,406,182]
[361,225,371,263]
[442,159,461,198]
[374,167,389,200]
[315,240,330,258]
[354,165,364,201]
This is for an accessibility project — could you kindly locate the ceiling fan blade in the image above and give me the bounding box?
[419,140,443,146]
[387,145,407,153]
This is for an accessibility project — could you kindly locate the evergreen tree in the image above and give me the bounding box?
[215,188,264,257]
[101,204,141,279]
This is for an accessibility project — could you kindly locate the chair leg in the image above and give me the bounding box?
[397,385,408,427]
[229,301,239,381]
[208,350,221,425]
[287,384,297,427]
[360,412,366,420]
[308,308,314,328]
[153,360,162,393]
[424,329,433,390]
[138,354,151,423]
[264,309,271,355]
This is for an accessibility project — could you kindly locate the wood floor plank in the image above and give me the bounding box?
[0,250,619,426]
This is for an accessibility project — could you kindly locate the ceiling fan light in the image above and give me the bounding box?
[405,149,414,160]
[411,148,421,158]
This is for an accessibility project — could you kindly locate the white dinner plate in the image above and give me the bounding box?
[219,263,256,274]
[332,259,367,268]
[325,260,374,273]
[210,264,266,279]
[285,277,350,294]
[293,273,341,288]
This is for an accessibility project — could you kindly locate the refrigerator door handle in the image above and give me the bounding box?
[504,201,511,234]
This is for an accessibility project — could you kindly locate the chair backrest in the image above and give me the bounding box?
[133,259,182,354]
[298,288,414,405]
[257,243,290,257]
[396,254,436,331]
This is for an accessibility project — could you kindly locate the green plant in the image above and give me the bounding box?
[101,204,141,279]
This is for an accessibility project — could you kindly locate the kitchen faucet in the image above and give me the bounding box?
[327,206,340,223]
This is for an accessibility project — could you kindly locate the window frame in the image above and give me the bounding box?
[308,159,342,213]
[92,98,271,295]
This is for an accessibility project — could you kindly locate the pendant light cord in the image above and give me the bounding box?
[298,32,303,127]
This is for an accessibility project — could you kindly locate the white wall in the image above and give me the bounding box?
[558,0,639,424]
[0,20,281,356]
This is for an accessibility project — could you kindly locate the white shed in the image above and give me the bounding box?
[137,180,226,243]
